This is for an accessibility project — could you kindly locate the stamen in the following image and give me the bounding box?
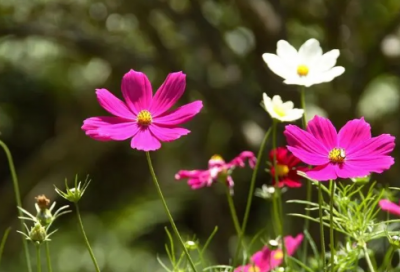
[273,249,284,260]
[329,148,346,163]
[297,65,309,76]
[137,110,152,126]
[276,164,290,176]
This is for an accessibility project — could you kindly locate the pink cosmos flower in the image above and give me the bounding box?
[175,151,256,190]
[82,70,203,151]
[379,199,400,216]
[235,234,303,272]
[284,115,395,181]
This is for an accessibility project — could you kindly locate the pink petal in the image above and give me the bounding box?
[348,134,395,159]
[121,70,152,114]
[379,199,400,216]
[305,163,337,181]
[285,125,330,165]
[234,265,251,272]
[285,234,303,255]
[149,72,186,116]
[130,128,161,151]
[334,162,372,179]
[82,117,139,141]
[149,124,190,142]
[338,118,371,153]
[307,115,338,150]
[153,101,203,126]
[96,88,135,119]
[343,156,394,175]
[175,170,204,179]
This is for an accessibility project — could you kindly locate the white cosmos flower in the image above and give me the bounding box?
[262,93,304,122]
[262,39,345,87]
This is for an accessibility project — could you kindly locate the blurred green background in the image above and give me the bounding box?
[1,0,400,271]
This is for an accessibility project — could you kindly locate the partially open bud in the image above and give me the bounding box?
[55,175,91,203]
[30,223,47,243]
[255,184,276,200]
[388,233,400,248]
[184,240,198,250]
[35,195,53,226]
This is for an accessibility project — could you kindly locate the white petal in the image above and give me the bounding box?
[312,66,345,85]
[315,49,340,72]
[282,109,304,122]
[277,40,298,61]
[283,77,306,86]
[282,101,294,110]
[272,95,283,105]
[262,53,291,79]
[262,93,272,108]
[298,38,322,64]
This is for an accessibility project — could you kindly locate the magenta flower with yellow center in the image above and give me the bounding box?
[284,115,395,181]
[234,234,303,272]
[82,69,203,151]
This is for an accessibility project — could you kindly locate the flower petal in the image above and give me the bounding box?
[379,199,400,216]
[277,40,298,64]
[121,70,153,114]
[348,134,395,158]
[306,115,338,150]
[285,234,304,255]
[153,101,203,126]
[316,49,340,72]
[82,117,139,141]
[337,118,371,153]
[149,124,190,142]
[284,124,330,165]
[262,53,291,79]
[130,128,161,151]
[343,155,395,175]
[335,162,371,179]
[281,109,304,122]
[298,38,322,64]
[149,72,186,116]
[310,66,345,85]
[96,89,135,118]
[305,163,337,181]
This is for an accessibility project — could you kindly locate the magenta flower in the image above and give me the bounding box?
[235,234,303,272]
[175,151,256,190]
[379,199,400,216]
[82,70,203,151]
[284,115,395,181]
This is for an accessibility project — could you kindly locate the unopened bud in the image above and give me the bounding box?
[30,223,47,243]
[184,240,198,250]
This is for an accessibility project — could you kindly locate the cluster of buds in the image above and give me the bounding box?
[17,195,71,244]
[17,175,91,245]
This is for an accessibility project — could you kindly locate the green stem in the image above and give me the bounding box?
[0,140,32,272]
[271,120,287,265]
[329,180,335,271]
[75,204,101,272]
[36,245,41,272]
[226,188,242,238]
[300,87,311,266]
[235,127,272,261]
[363,244,376,272]
[317,182,326,270]
[145,152,197,272]
[380,245,394,271]
[45,242,52,272]
[0,227,11,266]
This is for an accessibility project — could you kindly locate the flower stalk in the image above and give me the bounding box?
[145,152,197,272]
[36,244,41,272]
[235,127,272,262]
[45,242,52,272]
[318,182,326,270]
[75,203,101,272]
[0,140,32,272]
[329,180,335,271]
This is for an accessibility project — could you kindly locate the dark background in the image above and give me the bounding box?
[1,0,400,271]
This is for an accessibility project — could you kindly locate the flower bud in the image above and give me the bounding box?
[55,175,91,203]
[184,240,198,250]
[30,223,47,243]
[255,185,276,200]
[35,195,53,226]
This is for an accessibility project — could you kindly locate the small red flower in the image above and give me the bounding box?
[269,147,305,188]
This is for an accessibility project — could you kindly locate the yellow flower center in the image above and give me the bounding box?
[297,64,309,76]
[248,266,260,272]
[210,154,224,161]
[273,249,284,260]
[137,110,152,126]
[273,105,287,117]
[276,164,290,176]
[329,148,346,163]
